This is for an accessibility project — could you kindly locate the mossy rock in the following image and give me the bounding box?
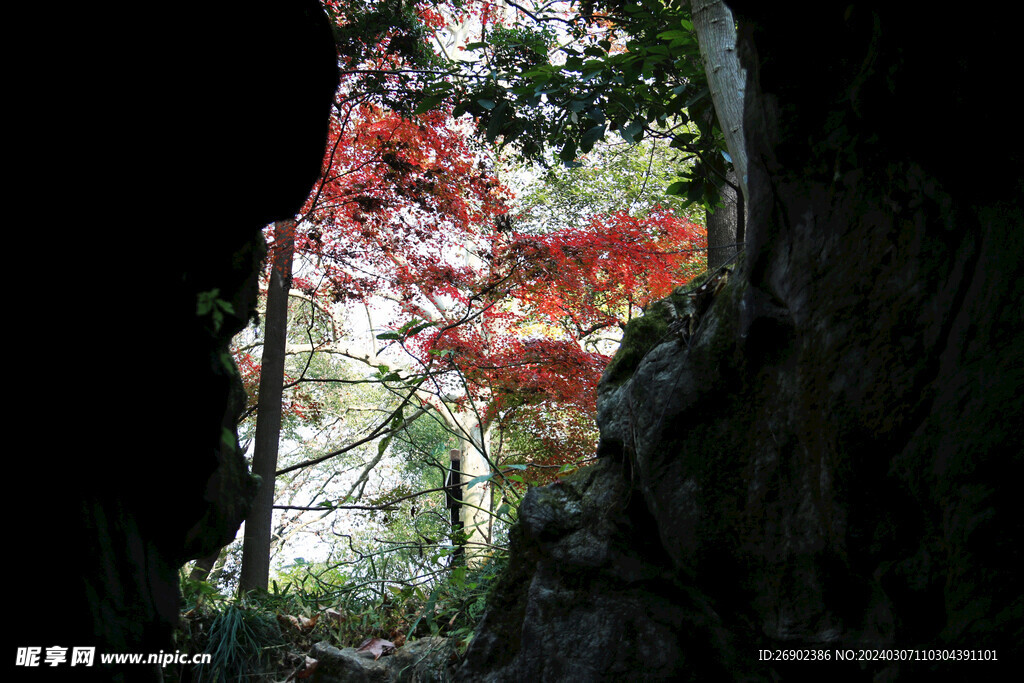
[601,261,739,388]
[602,299,685,387]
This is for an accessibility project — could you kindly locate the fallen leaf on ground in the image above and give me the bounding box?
[356,637,396,660]
[285,656,317,681]
[277,614,301,630]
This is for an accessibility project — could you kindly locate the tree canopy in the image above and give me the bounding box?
[232,0,718,596]
[418,0,739,211]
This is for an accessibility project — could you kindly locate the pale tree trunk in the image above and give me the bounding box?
[692,0,747,268]
[452,409,493,564]
[442,235,495,565]
[692,0,747,202]
[239,219,295,594]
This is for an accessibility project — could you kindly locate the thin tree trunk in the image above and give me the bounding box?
[447,449,465,566]
[239,219,295,594]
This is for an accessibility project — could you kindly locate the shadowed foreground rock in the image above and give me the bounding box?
[11,2,337,679]
[458,4,1022,681]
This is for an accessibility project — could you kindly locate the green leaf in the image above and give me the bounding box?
[580,123,606,152]
[666,181,687,195]
[406,320,437,336]
[407,585,441,640]
[563,55,584,71]
[656,30,692,41]
[620,119,645,143]
[465,472,494,489]
[376,331,403,340]
[477,98,495,110]
[559,139,577,163]
[670,132,697,148]
[568,98,591,113]
[413,94,447,115]
[684,86,710,109]
[196,288,220,316]
[450,566,467,587]
[522,66,551,80]
[486,101,509,141]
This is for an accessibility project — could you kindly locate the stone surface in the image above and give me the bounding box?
[459,4,1022,680]
[310,638,453,683]
[458,460,750,681]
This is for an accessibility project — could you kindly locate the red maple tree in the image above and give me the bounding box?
[404,206,706,470]
[235,2,708,589]
[244,0,708,476]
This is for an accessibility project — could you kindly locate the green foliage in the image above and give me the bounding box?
[175,550,509,681]
[274,563,419,644]
[512,135,704,233]
[406,554,508,655]
[190,604,284,683]
[181,574,228,613]
[442,0,734,209]
[196,288,236,334]
[487,23,558,72]
[391,408,458,486]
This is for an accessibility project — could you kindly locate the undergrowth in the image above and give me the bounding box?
[169,554,507,682]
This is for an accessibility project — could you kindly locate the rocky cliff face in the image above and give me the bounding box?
[459,4,1022,680]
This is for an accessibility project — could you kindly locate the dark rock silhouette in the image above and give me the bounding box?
[11,2,337,679]
[458,4,1022,680]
